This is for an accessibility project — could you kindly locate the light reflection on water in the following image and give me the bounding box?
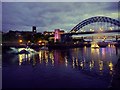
[18,47,120,76]
[2,46,120,88]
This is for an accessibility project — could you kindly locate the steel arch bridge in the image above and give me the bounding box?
[70,16,120,33]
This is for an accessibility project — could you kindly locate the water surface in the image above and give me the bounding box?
[2,46,120,88]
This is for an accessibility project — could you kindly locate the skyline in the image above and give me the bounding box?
[2,2,119,32]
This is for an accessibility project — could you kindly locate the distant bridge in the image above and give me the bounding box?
[60,16,120,42]
[70,16,120,33]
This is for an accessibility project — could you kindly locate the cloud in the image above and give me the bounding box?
[2,2,119,32]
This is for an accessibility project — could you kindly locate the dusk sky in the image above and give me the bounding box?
[2,2,119,32]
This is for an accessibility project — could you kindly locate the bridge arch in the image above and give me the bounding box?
[70,16,120,33]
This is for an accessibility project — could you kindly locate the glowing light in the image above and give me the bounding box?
[98,37,100,39]
[83,30,86,32]
[103,36,106,41]
[99,27,103,31]
[80,61,84,69]
[89,62,92,69]
[39,51,42,63]
[42,43,45,45]
[91,42,99,48]
[84,46,87,53]
[90,29,94,32]
[84,42,88,44]
[76,59,78,66]
[101,48,105,56]
[90,29,92,31]
[109,61,113,71]
[54,29,61,42]
[80,30,83,32]
[18,48,25,52]
[28,54,31,62]
[19,39,23,43]
[72,59,75,68]
[89,60,94,70]
[49,52,54,66]
[18,54,24,65]
[28,41,30,43]
[39,40,42,43]
[108,43,111,47]
[99,60,103,71]
[109,27,113,30]
[65,57,68,67]
[84,46,87,49]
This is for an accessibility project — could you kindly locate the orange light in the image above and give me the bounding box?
[39,40,42,43]
[19,40,22,43]
[28,40,30,43]
[42,43,45,45]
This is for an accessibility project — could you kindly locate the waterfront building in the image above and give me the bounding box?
[54,29,64,42]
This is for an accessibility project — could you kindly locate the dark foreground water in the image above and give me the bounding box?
[2,46,120,88]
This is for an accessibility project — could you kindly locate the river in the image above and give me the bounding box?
[2,46,120,88]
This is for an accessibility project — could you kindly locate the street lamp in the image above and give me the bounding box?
[38,40,42,43]
[19,39,23,43]
[28,40,30,43]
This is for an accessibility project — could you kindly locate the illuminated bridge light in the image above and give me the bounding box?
[109,27,113,30]
[83,30,86,32]
[80,30,83,32]
[90,29,94,32]
[99,27,104,31]
[70,16,120,33]
[90,29,92,31]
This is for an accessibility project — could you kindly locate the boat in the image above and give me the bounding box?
[10,47,37,54]
[18,49,30,54]
[91,42,99,48]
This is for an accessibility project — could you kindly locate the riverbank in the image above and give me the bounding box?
[2,41,120,50]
